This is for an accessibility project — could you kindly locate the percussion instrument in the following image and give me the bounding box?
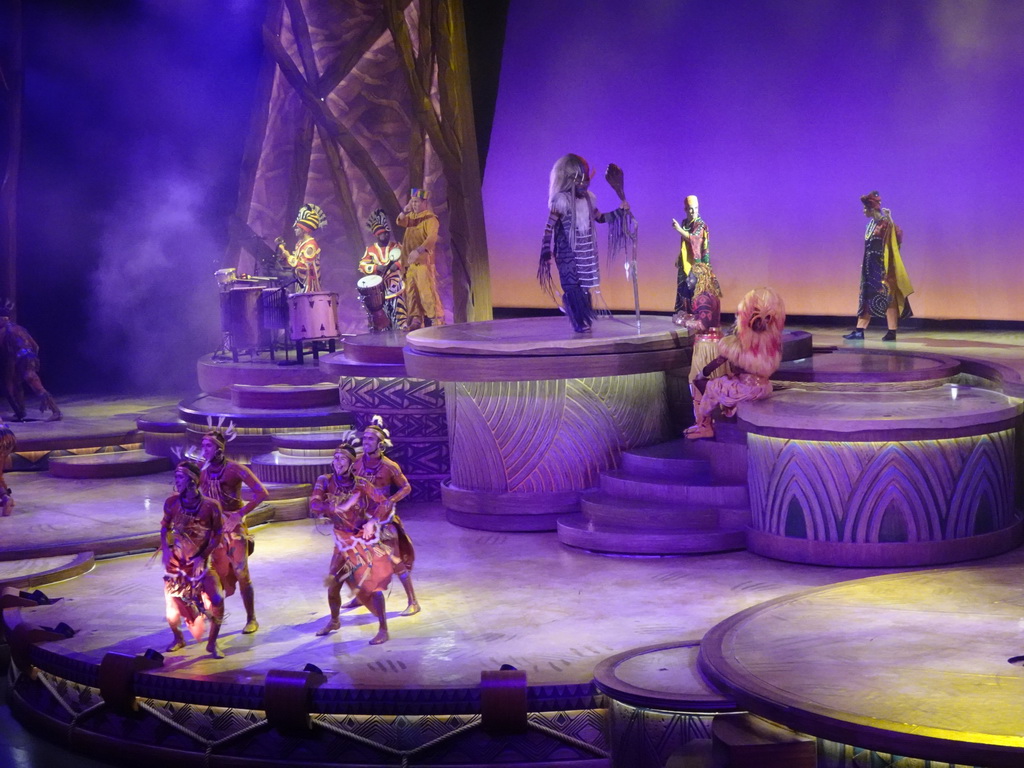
[220,285,264,351]
[356,275,390,332]
[260,287,288,330]
[214,268,237,287]
[288,291,340,342]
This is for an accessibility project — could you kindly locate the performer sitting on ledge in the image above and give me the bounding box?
[200,428,268,635]
[0,304,62,421]
[671,194,711,313]
[686,287,785,440]
[310,440,393,644]
[843,191,913,342]
[396,189,444,329]
[673,262,730,400]
[351,415,419,616]
[359,209,407,331]
[538,154,631,333]
[161,461,226,658]
[276,203,327,292]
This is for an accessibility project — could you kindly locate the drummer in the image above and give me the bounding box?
[358,209,407,331]
[276,203,326,292]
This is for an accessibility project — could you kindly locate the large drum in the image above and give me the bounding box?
[356,275,390,332]
[288,291,340,342]
[220,285,263,350]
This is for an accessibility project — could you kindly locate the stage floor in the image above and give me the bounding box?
[8,505,949,692]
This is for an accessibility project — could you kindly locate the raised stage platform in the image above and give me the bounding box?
[6,325,1024,766]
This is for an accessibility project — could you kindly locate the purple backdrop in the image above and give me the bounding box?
[482,0,1024,321]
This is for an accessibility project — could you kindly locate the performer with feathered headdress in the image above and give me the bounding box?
[310,439,394,644]
[686,287,785,440]
[352,415,419,616]
[276,203,327,292]
[199,426,268,635]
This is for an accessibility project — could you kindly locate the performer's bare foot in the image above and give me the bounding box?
[242,618,259,634]
[166,634,186,653]
[400,602,421,616]
[316,618,341,636]
[684,424,714,440]
[206,640,224,659]
[369,629,389,645]
[340,598,359,611]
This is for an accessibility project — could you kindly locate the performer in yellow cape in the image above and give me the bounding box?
[843,191,913,342]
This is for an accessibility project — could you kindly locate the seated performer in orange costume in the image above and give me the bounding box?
[310,441,394,644]
[161,460,226,658]
[686,287,785,440]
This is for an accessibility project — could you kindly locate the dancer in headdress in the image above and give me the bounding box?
[395,189,444,329]
[358,209,407,330]
[352,415,419,615]
[673,261,729,396]
[276,203,327,292]
[310,440,394,644]
[538,154,632,333]
[843,191,913,342]
[161,460,226,658]
[686,287,785,440]
[672,195,711,313]
[200,427,268,635]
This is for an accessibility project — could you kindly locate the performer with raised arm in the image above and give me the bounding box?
[538,154,632,333]
[310,440,393,644]
[161,460,226,658]
[276,203,327,292]
[352,416,419,616]
[843,191,913,342]
[395,189,444,329]
[200,428,268,635]
[686,287,785,440]
[358,209,407,331]
[672,195,711,313]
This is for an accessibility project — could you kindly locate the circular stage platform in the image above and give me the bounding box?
[698,565,1024,767]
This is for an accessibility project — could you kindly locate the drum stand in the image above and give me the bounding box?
[293,338,336,365]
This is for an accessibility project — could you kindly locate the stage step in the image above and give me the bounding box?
[620,444,712,481]
[137,405,188,460]
[250,452,332,486]
[47,450,173,480]
[244,481,312,521]
[272,430,358,456]
[580,490,749,530]
[601,470,749,508]
[558,513,747,555]
[230,383,340,410]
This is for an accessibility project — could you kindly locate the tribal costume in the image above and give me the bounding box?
[0,314,61,421]
[359,209,407,330]
[310,472,394,598]
[161,490,224,641]
[201,458,262,597]
[674,263,729,385]
[538,154,629,333]
[353,452,414,575]
[674,212,710,312]
[278,203,326,292]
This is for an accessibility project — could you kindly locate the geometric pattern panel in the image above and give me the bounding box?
[388,439,450,476]
[748,429,1017,543]
[339,376,447,411]
[448,373,670,493]
[818,740,981,768]
[607,700,713,768]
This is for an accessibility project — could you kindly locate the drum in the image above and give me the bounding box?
[220,286,264,349]
[357,275,390,332]
[288,291,340,342]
